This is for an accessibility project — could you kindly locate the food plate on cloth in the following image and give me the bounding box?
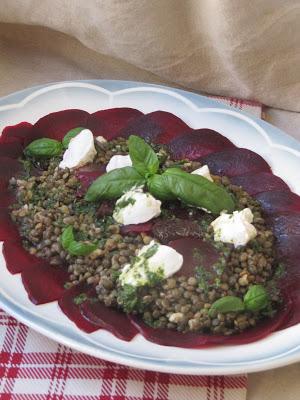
[0,80,299,375]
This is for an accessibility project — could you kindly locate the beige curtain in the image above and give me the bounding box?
[0,0,299,133]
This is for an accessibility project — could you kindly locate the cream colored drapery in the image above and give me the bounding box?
[0,0,299,137]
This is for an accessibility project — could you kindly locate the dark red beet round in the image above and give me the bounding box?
[129,299,291,347]
[58,284,98,333]
[200,148,271,177]
[168,129,235,160]
[255,191,300,215]
[0,209,19,241]
[0,142,23,159]
[32,109,89,141]
[120,222,154,235]
[267,212,300,238]
[0,122,33,146]
[152,219,202,244]
[0,157,25,190]
[80,300,138,341]
[276,234,300,263]
[75,163,106,196]
[87,108,143,139]
[3,240,44,274]
[21,263,69,305]
[0,189,16,208]
[147,111,191,144]
[168,237,219,277]
[230,172,290,195]
[119,113,162,142]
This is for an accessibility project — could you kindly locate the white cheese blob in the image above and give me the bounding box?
[95,135,107,144]
[210,208,257,248]
[191,165,213,182]
[119,240,183,287]
[106,154,132,172]
[113,187,161,225]
[59,129,96,169]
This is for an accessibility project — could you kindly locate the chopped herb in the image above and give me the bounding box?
[142,243,159,259]
[195,266,212,294]
[117,284,141,313]
[73,293,88,305]
[115,197,136,212]
[274,263,285,279]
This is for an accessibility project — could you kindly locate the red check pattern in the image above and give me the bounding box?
[0,96,261,400]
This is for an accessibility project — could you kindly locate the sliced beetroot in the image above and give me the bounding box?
[58,283,98,333]
[168,237,219,277]
[119,114,162,142]
[129,299,292,347]
[80,300,138,341]
[120,222,154,235]
[168,129,235,160]
[200,148,271,177]
[230,172,290,195]
[0,157,25,190]
[152,219,202,244]
[0,209,19,241]
[146,111,191,144]
[75,164,106,196]
[3,240,44,274]
[0,122,33,146]
[0,189,16,208]
[21,263,69,305]
[276,234,300,263]
[32,109,89,141]
[255,191,300,215]
[0,141,23,159]
[87,108,143,139]
[283,287,300,329]
[267,212,300,238]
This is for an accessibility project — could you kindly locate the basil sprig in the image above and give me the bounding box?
[62,127,84,148]
[85,167,145,202]
[85,135,235,214]
[24,138,63,159]
[209,285,270,316]
[60,226,97,256]
[128,135,159,176]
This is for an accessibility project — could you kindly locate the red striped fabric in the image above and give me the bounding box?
[0,96,261,399]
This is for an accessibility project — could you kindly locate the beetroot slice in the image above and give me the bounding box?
[0,209,19,241]
[0,157,25,190]
[168,129,235,160]
[0,189,16,208]
[119,114,162,142]
[200,148,271,177]
[267,212,300,238]
[0,142,23,159]
[255,191,300,214]
[0,122,33,146]
[276,234,300,263]
[58,284,98,333]
[3,240,44,274]
[75,164,106,196]
[147,111,191,144]
[152,219,202,244]
[230,172,290,195]
[168,237,219,277]
[21,263,69,305]
[87,108,143,139]
[129,300,292,347]
[120,222,154,235]
[32,109,89,141]
[80,300,138,341]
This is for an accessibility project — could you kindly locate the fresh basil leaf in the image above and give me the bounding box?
[147,174,176,201]
[62,127,84,148]
[67,241,97,256]
[209,296,245,316]
[244,285,269,312]
[162,168,235,214]
[60,226,75,250]
[128,135,159,177]
[24,138,63,159]
[85,166,145,202]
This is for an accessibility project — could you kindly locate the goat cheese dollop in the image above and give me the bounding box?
[119,240,183,287]
[59,129,96,169]
[106,154,132,172]
[211,208,257,248]
[113,187,161,225]
[191,165,213,182]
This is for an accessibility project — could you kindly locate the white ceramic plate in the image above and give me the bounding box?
[0,80,299,375]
